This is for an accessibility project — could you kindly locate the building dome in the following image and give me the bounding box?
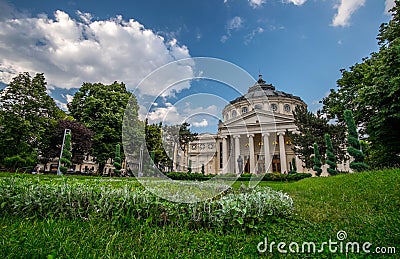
[230,75,302,104]
[221,75,306,122]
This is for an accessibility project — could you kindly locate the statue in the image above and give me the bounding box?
[237,155,243,174]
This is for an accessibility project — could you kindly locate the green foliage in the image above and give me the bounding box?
[313,143,322,176]
[144,120,171,172]
[289,106,346,169]
[178,122,198,153]
[4,156,26,170]
[0,176,293,230]
[0,169,399,258]
[165,172,312,182]
[0,73,64,166]
[68,82,132,173]
[324,134,337,176]
[43,120,93,165]
[344,110,369,172]
[322,3,400,167]
[113,144,122,175]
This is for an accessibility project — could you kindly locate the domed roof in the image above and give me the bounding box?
[230,75,303,104]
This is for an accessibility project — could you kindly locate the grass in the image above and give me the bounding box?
[0,169,399,258]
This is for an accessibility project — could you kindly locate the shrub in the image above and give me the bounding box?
[325,133,338,176]
[0,176,294,229]
[113,144,122,175]
[344,110,369,172]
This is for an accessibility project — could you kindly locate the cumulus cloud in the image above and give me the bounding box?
[331,0,366,27]
[192,119,208,127]
[248,0,266,9]
[385,0,395,14]
[0,6,193,98]
[146,102,182,124]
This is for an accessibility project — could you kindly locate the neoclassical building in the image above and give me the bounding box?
[184,75,308,175]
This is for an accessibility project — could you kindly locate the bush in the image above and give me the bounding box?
[165,172,312,182]
[0,176,294,229]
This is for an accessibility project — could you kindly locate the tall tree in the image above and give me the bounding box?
[0,72,64,166]
[344,110,369,172]
[288,106,346,169]
[68,81,131,173]
[324,133,337,176]
[178,122,198,153]
[322,1,400,167]
[144,120,171,172]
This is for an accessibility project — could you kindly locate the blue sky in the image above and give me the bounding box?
[0,0,395,133]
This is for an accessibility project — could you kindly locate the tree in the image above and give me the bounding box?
[325,133,337,176]
[59,132,72,174]
[68,82,131,173]
[313,143,322,177]
[179,122,198,153]
[113,144,122,175]
[42,120,94,167]
[0,72,64,167]
[322,1,400,167]
[144,120,171,172]
[344,110,369,172]
[288,106,346,169]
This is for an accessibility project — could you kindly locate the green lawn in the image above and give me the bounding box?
[0,170,399,258]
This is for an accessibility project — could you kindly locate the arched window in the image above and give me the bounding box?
[271,103,278,112]
[231,110,237,118]
[284,104,291,112]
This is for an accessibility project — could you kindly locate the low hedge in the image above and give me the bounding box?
[165,172,312,182]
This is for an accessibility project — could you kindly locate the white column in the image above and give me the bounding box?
[234,135,241,174]
[222,136,228,174]
[263,133,271,173]
[278,132,287,174]
[248,134,255,174]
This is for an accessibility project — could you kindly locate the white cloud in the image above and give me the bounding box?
[244,27,264,44]
[192,119,208,127]
[283,0,307,6]
[331,0,366,27]
[385,0,395,14]
[146,102,182,124]
[248,0,266,9]
[221,16,244,43]
[0,6,193,98]
[228,16,243,30]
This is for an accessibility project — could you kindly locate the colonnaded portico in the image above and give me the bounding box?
[184,75,307,175]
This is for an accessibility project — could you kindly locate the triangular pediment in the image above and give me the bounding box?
[220,110,294,129]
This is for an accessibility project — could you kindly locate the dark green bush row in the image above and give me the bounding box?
[166,172,312,182]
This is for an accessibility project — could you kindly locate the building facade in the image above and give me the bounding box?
[185,75,309,175]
